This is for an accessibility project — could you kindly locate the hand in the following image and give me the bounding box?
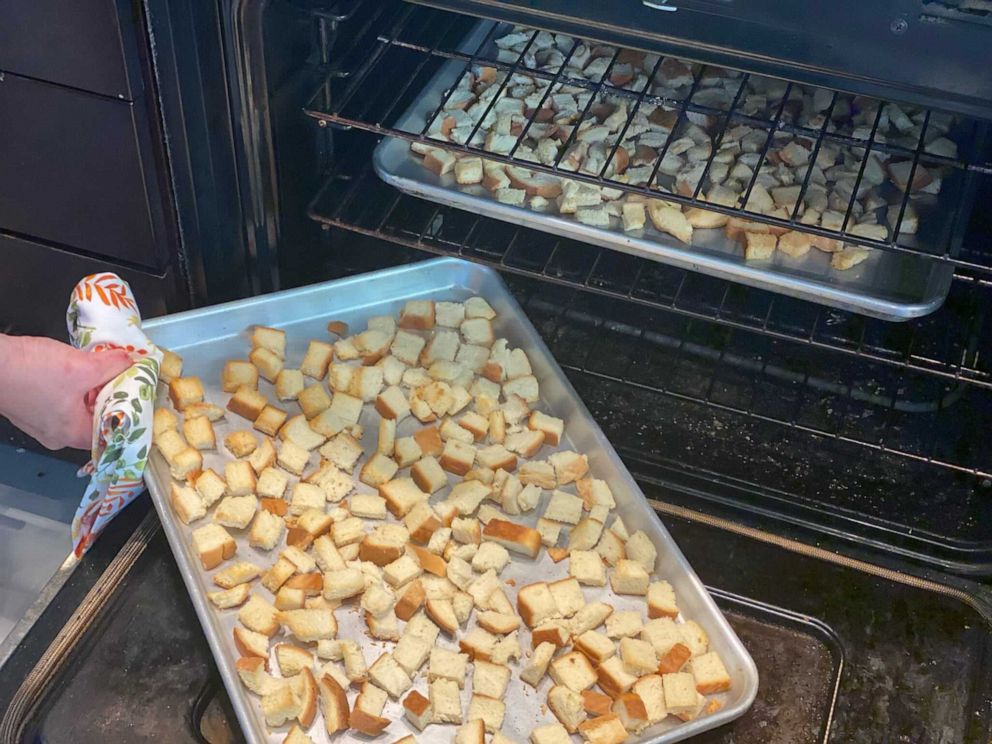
[0,335,133,450]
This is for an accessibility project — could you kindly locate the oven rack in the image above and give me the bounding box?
[303,0,992,271]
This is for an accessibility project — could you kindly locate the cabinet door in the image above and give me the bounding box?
[0,0,140,99]
[0,74,168,270]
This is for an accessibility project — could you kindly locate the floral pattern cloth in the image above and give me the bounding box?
[67,273,162,557]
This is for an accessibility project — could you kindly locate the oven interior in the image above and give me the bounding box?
[5,0,992,741]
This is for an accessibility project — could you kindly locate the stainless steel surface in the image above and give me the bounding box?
[142,257,758,743]
[0,446,79,661]
[371,21,956,321]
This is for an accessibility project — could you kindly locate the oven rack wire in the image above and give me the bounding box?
[304,0,992,271]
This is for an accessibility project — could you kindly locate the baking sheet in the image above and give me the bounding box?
[371,21,959,321]
[142,257,758,744]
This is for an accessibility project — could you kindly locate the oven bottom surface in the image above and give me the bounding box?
[7,493,989,743]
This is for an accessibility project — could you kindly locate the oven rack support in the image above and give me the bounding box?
[303,0,992,272]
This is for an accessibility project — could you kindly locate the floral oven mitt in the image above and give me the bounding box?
[67,273,162,557]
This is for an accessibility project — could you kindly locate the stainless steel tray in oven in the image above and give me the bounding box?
[372,21,957,321]
[142,258,758,744]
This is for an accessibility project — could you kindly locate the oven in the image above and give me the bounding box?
[1,0,992,741]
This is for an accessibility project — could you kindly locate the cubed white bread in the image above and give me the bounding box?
[468,694,506,733]
[213,561,262,590]
[233,628,270,662]
[504,430,545,459]
[250,325,285,358]
[519,640,556,688]
[426,598,459,635]
[394,579,426,622]
[576,713,627,744]
[153,407,178,439]
[624,530,658,573]
[527,410,564,446]
[549,577,585,618]
[471,541,510,573]
[689,650,731,693]
[574,630,616,665]
[596,656,638,698]
[182,415,216,451]
[569,550,606,587]
[405,610,441,645]
[536,518,562,548]
[620,637,659,676]
[549,685,588,733]
[435,300,466,327]
[471,659,511,698]
[679,619,709,656]
[568,518,605,552]
[549,651,599,694]
[399,299,436,330]
[280,414,327,451]
[576,477,616,510]
[316,433,361,474]
[531,621,570,649]
[366,610,401,641]
[646,580,679,620]
[192,523,237,570]
[375,384,410,422]
[452,517,482,545]
[517,581,560,627]
[549,451,589,485]
[431,678,463,724]
[403,689,434,730]
[483,518,542,559]
[503,375,539,404]
[461,296,494,320]
[386,442,419,474]
[322,567,365,601]
[440,438,476,476]
[490,631,522,665]
[641,617,684,658]
[350,493,387,520]
[612,692,649,734]
[519,460,556,489]
[530,722,572,744]
[633,674,667,724]
[317,673,350,734]
[278,608,337,642]
[213,488,258,527]
[384,554,423,588]
[378,477,427,518]
[570,602,614,637]
[171,483,206,525]
[248,509,284,551]
[605,610,643,639]
[222,360,259,394]
[261,683,301,728]
[460,316,494,348]
[297,384,331,420]
[596,529,626,567]
[661,672,698,715]
[254,467,287,500]
[543,490,582,525]
[368,653,413,699]
[359,452,399,489]
[390,330,427,366]
[360,583,396,619]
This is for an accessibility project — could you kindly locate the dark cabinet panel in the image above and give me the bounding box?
[0,0,139,99]
[0,232,180,340]
[0,74,167,270]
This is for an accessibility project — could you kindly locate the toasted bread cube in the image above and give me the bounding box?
[429,647,470,687]
[384,554,422,588]
[577,478,615,510]
[405,502,442,545]
[744,231,777,260]
[460,317,494,347]
[168,445,202,481]
[279,414,326,451]
[222,360,259,393]
[377,417,396,457]
[332,516,365,547]
[273,439,307,476]
[158,348,183,383]
[413,425,444,456]
[689,650,731,693]
[464,296,495,319]
[612,692,649,734]
[254,405,288,437]
[641,617,684,656]
[403,689,433,730]
[503,375,539,404]
[680,620,709,657]
[250,346,284,383]
[473,660,511,698]
[225,460,256,497]
[279,608,337,642]
[633,674,667,724]
[624,530,658,573]
[300,340,334,380]
[569,550,606,587]
[360,523,409,565]
[570,602,613,638]
[549,451,588,485]
[168,376,204,412]
[310,462,353,502]
[213,560,262,590]
[153,407,178,438]
[248,509,284,550]
[569,518,605,552]
[531,723,572,744]
[430,678,462,724]
[516,582,558,628]
[528,410,564,446]
[548,577,585,618]
[390,330,426,366]
[215,494,258,529]
[261,556,297,593]
[519,641,556,688]
[388,434,419,468]
[194,468,227,508]
[273,369,303,401]
[323,567,365,600]
[368,654,412,699]
[223,430,256,458]
[228,385,267,420]
[471,541,510,573]
[252,325,286,358]
[536,518,562,548]
[298,383,331,419]
[171,483,206,525]
[544,490,583,525]
[596,529,626,567]
[531,621,570,649]
[398,299,435,330]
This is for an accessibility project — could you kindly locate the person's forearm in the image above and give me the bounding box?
[0,333,28,420]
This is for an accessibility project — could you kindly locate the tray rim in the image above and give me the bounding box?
[368,20,957,322]
[142,256,759,744]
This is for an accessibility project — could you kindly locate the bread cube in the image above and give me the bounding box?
[384,554,422,588]
[662,672,699,715]
[464,296,495,319]
[689,650,731,693]
[570,550,606,587]
[289,482,324,516]
[248,509,284,550]
[192,523,236,570]
[597,656,638,697]
[548,685,587,733]
[440,438,476,476]
[430,678,462,724]
[227,386,267,421]
[168,376,204,411]
[403,689,433,730]
[548,577,585,618]
[530,722,572,744]
[221,360,258,393]
[252,325,285,358]
[276,438,309,475]
[194,468,227,508]
[467,694,505,733]
[596,529,626,567]
[158,348,183,383]
[612,692,649,734]
[153,407,177,438]
[214,494,258,529]
[331,516,365,547]
[300,340,334,380]
[279,414,326,450]
[574,630,615,665]
[319,431,364,472]
[224,460,256,497]
[570,602,614,637]
[399,300,435,330]
[605,610,643,639]
[620,637,659,676]
[253,405,288,437]
[298,383,331,418]
[350,493,387,520]
[435,301,465,327]
[171,483,205,525]
[224,430,257,458]
[625,530,658,573]
[647,580,679,619]
[250,346,283,383]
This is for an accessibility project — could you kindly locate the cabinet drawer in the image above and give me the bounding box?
[0,0,139,99]
[0,232,178,340]
[0,74,167,269]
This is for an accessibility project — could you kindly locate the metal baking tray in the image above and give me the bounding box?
[142,257,758,744]
[371,21,959,322]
